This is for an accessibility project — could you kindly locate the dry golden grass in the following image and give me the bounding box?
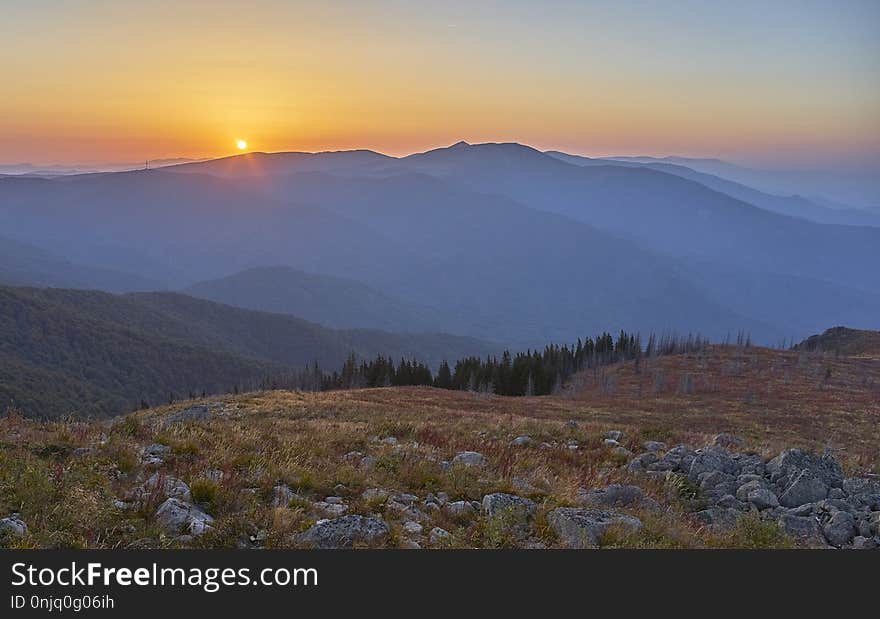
[0,345,877,549]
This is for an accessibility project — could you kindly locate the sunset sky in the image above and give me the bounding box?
[2,0,878,168]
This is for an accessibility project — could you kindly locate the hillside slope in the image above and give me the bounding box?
[185,266,442,332]
[794,327,880,356]
[0,235,161,292]
[0,286,495,418]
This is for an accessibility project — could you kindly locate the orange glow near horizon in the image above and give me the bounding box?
[1,2,878,169]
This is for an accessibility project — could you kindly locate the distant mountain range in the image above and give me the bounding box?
[1,141,878,351]
[185,266,443,332]
[0,285,494,418]
[547,151,880,228]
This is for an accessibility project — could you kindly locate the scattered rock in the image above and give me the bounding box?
[270,485,292,508]
[0,514,28,537]
[510,436,533,447]
[403,521,423,535]
[141,473,192,503]
[643,441,666,452]
[380,436,398,446]
[362,488,389,502]
[155,498,214,535]
[143,444,170,457]
[297,515,390,549]
[481,493,537,528]
[164,405,210,426]
[603,430,624,442]
[314,502,347,517]
[429,527,451,545]
[452,451,487,467]
[444,501,476,518]
[547,508,642,548]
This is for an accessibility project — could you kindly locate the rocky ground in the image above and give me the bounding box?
[1,387,878,549]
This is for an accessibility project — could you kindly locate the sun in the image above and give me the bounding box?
[236,139,248,150]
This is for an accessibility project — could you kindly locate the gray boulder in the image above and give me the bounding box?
[510,436,533,447]
[823,511,856,547]
[643,441,666,452]
[778,514,825,546]
[779,470,828,507]
[452,451,487,467]
[768,448,843,489]
[747,487,780,511]
[164,405,211,426]
[688,446,739,480]
[297,515,389,549]
[155,498,214,535]
[429,527,451,545]
[141,473,192,503]
[547,508,642,548]
[482,493,537,522]
[603,430,624,442]
[444,501,477,518]
[736,479,765,502]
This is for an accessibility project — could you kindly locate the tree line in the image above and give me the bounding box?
[243,330,711,398]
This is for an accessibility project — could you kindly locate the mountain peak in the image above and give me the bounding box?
[449,140,471,149]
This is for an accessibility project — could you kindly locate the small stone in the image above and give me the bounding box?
[510,436,533,447]
[155,498,213,535]
[643,441,666,452]
[323,496,344,505]
[0,514,28,537]
[603,438,621,447]
[403,521,423,535]
[362,488,389,502]
[452,451,487,467]
[314,502,347,516]
[297,515,389,549]
[380,437,398,446]
[603,430,623,442]
[272,484,300,508]
[143,444,170,457]
[429,527,451,545]
[444,501,476,518]
[141,473,192,503]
